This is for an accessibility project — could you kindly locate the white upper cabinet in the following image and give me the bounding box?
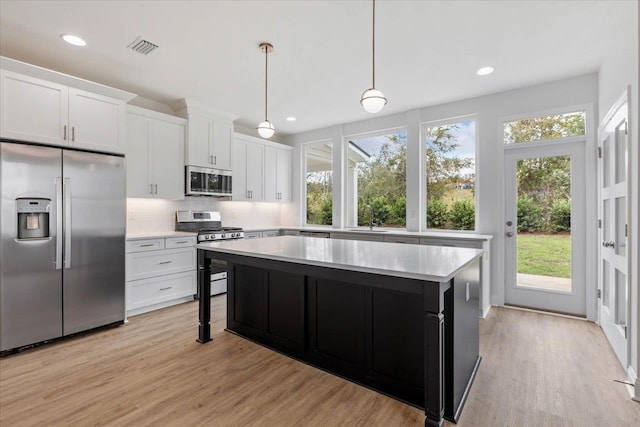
[174,99,236,171]
[0,70,68,146]
[68,88,124,153]
[264,146,292,202]
[233,138,264,201]
[0,62,134,154]
[126,106,185,200]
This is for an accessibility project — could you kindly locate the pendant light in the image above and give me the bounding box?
[360,0,387,113]
[257,42,275,139]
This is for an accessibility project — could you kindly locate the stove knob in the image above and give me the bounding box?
[231,233,237,238]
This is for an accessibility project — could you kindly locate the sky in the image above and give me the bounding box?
[350,120,476,176]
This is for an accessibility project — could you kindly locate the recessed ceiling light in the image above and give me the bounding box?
[60,34,86,47]
[476,66,494,76]
[286,116,297,122]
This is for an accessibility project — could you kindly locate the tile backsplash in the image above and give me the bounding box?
[126,198,288,233]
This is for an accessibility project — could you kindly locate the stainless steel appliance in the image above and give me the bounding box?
[175,210,243,297]
[185,166,232,197]
[0,141,126,354]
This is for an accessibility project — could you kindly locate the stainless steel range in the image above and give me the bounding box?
[175,211,243,297]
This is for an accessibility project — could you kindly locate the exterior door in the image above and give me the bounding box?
[504,142,586,316]
[598,93,629,368]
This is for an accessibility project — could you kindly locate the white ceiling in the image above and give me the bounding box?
[0,0,618,136]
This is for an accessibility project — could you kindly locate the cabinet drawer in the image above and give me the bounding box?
[126,247,196,281]
[262,230,280,238]
[244,231,263,239]
[331,232,384,242]
[126,239,164,253]
[165,236,196,249]
[419,238,482,249]
[283,230,300,236]
[127,271,196,310]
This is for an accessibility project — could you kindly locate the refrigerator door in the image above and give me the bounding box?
[62,150,125,335]
[0,142,63,351]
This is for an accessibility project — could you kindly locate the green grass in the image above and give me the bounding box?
[517,233,571,278]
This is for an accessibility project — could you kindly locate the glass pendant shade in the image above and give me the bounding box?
[257,120,275,139]
[360,88,387,113]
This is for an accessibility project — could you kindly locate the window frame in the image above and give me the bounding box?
[302,139,334,227]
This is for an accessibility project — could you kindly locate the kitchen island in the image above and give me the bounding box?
[196,236,483,427]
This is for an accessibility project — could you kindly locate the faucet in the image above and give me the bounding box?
[366,204,376,230]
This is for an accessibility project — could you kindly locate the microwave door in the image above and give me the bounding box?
[190,171,206,194]
[206,174,220,194]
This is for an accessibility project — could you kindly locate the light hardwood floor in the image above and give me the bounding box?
[1,297,639,426]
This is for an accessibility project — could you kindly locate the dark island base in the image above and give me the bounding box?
[197,250,481,426]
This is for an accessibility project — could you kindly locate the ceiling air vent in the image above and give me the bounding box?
[127,37,159,55]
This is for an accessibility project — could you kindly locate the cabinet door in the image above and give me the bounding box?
[0,70,69,146]
[232,139,248,201]
[245,142,264,201]
[68,88,124,153]
[185,114,210,168]
[153,120,185,200]
[276,149,292,202]
[210,120,233,170]
[263,146,278,202]
[125,113,153,198]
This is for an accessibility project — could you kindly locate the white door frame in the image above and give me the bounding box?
[504,138,587,316]
[597,88,631,371]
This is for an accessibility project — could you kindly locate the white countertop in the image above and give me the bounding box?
[126,231,196,240]
[197,235,483,282]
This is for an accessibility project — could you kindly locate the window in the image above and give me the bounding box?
[305,143,333,225]
[425,119,476,230]
[346,131,407,228]
[504,111,585,144]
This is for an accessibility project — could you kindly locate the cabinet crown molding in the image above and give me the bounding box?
[127,105,186,125]
[1,56,136,102]
[234,132,293,151]
[171,98,239,123]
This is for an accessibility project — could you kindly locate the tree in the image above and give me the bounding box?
[425,124,474,201]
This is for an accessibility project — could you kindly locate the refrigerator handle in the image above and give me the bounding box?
[64,178,71,269]
[55,177,63,269]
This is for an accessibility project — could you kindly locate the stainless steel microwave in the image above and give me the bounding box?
[185,166,232,197]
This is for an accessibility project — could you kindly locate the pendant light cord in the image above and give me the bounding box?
[264,46,269,121]
[372,0,376,89]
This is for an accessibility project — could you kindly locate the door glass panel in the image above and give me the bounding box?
[516,155,571,292]
[615,269,626,326]
[614,120,627,185]
[602,260,610,308]
[615,196,626,256]
[603,135,611,188]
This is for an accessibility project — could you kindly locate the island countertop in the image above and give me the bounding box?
[197,235,483,283]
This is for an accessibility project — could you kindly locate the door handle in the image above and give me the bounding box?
[506,232,514,237]
[55,177,63,269]
[64,178,71,269]
[602,241,615,248]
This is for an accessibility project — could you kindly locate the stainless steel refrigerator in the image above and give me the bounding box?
[0,141,126,353]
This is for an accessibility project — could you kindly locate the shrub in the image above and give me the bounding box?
[370,196,391,225]
[450,199,475,230]
[550,199,571,232]
[517,197,542,232]
[427,198,449,228]
[319,197,332,225]
[390,196,407,226]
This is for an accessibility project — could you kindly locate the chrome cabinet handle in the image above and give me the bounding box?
[159,286,172,291]
[175,240,189,244]
[209,155,213,164]
[64,178,71,269]
[139,243,155,247]
[158,260,173,265]
[602,241,615,248]
[71,127,75,142]
[63,125,67,141]
[55,177,63,269]
[150,184,154,195]
[154,184,158,195]
[213,156,217,165]
[465,282,470,302]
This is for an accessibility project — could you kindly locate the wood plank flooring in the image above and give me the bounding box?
[1,297,639,426]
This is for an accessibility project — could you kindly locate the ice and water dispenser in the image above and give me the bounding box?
[16,198,51,240]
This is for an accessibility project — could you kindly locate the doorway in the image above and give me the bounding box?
[504,142,586,316]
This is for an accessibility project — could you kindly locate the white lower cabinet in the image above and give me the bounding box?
[126,236,196,316]
[244,230,280,239]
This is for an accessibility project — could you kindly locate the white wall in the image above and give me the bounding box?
[285,73,599,319]
[597,0,639,393]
